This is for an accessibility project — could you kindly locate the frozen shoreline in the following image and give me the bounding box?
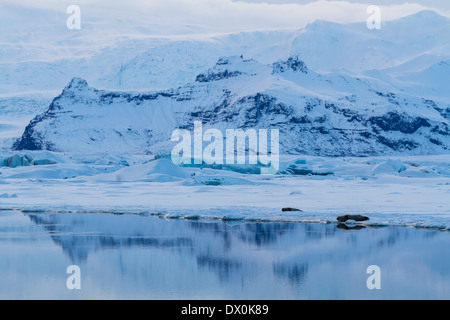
[1,208,449,232]
[1,152,449,230]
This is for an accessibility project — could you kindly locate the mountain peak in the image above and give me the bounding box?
[195,55,260,83]
[273,56,308,74]
[64,77,89,92]
[394,10,449,25]
[411,10,446,19]
[216,55,244,66]
[304,19,342,32]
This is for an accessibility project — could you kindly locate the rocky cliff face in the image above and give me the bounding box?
[13,56,450,156]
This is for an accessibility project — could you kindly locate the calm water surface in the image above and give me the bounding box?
[0,210,448,300]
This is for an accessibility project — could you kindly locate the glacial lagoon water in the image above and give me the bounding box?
[0,210,448,300]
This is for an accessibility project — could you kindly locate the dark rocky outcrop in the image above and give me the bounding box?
[273,56,308,74]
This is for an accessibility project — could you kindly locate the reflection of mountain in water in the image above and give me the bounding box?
[26,212,443,287]
[273,263,309,285]
[28,215,194,263]
[187,220,299,250]
[197,255,242,282]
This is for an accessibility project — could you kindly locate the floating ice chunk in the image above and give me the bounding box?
[32,159,58,166]
[1,154,32,168]
[1,151,61,168]
[0,193,17,198]
[194,175,261,186]
[92,159,190,183]
[0,164,99,179]
[372,160,407,175]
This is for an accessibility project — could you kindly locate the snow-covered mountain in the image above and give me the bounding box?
[13,55,449,156]
[3,9,450,157]
[291,10,450,73]
[1,10,449,96]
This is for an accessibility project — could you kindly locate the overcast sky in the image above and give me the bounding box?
[2,0,449,35]
[239,0,450,10]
